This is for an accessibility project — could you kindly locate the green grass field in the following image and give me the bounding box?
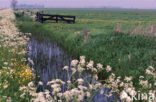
[16,8,156,89]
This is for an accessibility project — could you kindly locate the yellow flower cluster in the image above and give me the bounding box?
[77,18,156,23]
[13,65,34,85]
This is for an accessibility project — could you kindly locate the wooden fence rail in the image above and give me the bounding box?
[36,12,76,23]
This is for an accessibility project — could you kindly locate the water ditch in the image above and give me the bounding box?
[27,35,121,102]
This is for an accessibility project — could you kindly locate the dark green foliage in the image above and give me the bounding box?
[15,12,33,22]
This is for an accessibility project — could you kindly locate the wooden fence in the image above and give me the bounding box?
[36,12,76,23]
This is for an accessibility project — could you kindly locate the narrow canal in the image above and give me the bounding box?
[27,35,121,102]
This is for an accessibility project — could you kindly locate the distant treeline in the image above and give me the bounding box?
[16,4,44,9]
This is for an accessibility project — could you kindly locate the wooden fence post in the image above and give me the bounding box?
[73,16,76,23]
[56,16,58,23]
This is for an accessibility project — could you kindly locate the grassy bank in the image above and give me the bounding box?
[16,9,156,88]
[0,9,35,102]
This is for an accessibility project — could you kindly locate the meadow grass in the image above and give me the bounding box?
[16,9,156,89]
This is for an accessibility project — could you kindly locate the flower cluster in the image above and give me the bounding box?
[27,56,156,102]
[13,64,34,85]
[29,56,111,102]
[105,65,156,102]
